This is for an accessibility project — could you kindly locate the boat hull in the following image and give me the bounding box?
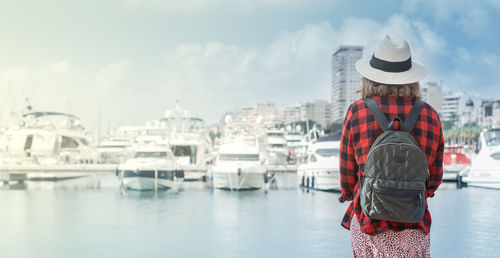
[120,169,184,191]
[179,164,209,181]
[443,168,462,181]
[461,174,500,189]
[122,176,180,190]
[297,170,340,192]
[213,172,265,190]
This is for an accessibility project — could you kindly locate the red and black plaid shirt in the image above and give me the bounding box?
[339,96,444,235]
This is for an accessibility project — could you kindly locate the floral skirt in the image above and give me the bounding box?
[350,218,431,257]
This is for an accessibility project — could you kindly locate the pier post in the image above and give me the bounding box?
[154,169,158,192]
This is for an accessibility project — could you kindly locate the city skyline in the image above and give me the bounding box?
[1,0,499,132]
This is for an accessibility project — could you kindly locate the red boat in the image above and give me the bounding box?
[443,146,471,181]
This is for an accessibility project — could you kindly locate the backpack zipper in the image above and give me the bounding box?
[372,185,423,199]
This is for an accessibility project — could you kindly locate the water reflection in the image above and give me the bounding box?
[0,172,304,192]
[1,181,28,190]
[1,172,499,257]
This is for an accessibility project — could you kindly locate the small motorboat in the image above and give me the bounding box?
[443,146,471,181]
[118,144,183,191]
[297,136,340,192]
[459,128,500,189]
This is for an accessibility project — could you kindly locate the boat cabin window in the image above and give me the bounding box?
[315,148,340,157]
[144,129,165,136]
[267,132,284,137]
[100,145,127,148]
[171,145,197,164]
[164,120,205,133]
[484,130,500,147]
[219,154,259,161]
[80,138,89,146]
[135,151,168,158]
[270,144,286,148]
[61,136,79,148]
[309,154,317,163]
[24,135,34,151]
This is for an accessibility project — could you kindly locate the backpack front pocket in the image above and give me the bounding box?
[367,185,425,223]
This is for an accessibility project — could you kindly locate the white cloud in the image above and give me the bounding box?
[455,47,499,67]
[153,15,449,122]
[0,60,136,134]
[455,47,473,63]
[96,60,131,89]
[480,53,499,67]
[401,0,497,36]
[0,14,452,131]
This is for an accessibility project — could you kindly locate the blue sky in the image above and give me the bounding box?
[1,0,499,132]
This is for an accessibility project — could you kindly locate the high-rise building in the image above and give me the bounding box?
[256,103,280,124]
[442,92,483,127]
[421,82,442,115]
[300,100,331,128]
[312,100,331,128]
[280,101,332,128]
[282,103,302,124]
[330,46,363,123]
[442,93,462,126]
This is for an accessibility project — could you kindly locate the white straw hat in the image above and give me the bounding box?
[355,35,427,85]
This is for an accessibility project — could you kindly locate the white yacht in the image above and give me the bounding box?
[0,112,106,181]
[460,128,500,189]
[0,112,97,165]
[159,105,215,181]
[265,128,288,166]
[97,126,143,164]
[212,141,267,190]
[284,125,306,165]
[118,144,183,190]
[97,137,133,164]
[297,137,341,191]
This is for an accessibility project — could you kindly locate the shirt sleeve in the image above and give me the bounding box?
[426,123,444,198]
[339,104,358,203]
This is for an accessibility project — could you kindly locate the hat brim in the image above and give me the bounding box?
[355,57,427,85]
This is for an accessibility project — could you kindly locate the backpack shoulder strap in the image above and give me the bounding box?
[363,97,389,132]
[402,99,425,133]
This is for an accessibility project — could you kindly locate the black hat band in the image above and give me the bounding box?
[369,54,412,73]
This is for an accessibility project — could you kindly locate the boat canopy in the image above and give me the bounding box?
[23,112,80,120]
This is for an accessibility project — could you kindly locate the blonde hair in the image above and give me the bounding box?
[358,77,422,99]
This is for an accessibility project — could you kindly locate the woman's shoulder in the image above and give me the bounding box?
[347,99,367,114]
[419,100,442,124]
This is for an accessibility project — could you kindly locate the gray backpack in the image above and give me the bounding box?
[361,98,428,223]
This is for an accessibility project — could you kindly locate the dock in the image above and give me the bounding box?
[267,165,298,173]
[0,164,118,183]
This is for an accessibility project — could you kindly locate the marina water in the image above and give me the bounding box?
[1,174,499,258]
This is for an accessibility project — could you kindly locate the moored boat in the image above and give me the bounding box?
[297,136,340,191]
[160,105,215,181]
[265,128,288,166]
[0,112,100,181]
[212,141,266,190]
[118,144,183,190]
[460,128,500,189]
[443,146,471,181]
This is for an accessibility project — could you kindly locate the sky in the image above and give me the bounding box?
[1,0,500,134]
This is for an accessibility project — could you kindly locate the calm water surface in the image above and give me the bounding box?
[1,174,499,257]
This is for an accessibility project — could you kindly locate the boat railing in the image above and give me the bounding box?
[298,167,339,174]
